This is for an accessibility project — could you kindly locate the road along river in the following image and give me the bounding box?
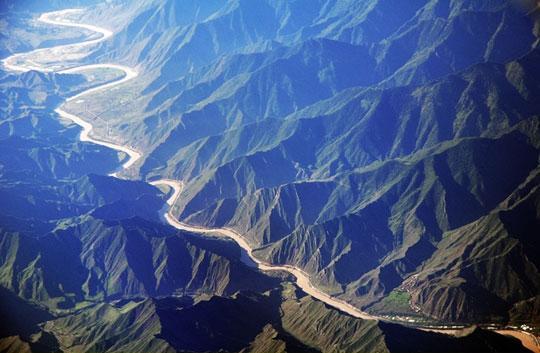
[3,8,538,352]
[149,179,377,320]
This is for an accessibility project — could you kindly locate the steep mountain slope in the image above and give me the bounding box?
[147,45,540,321]
[58,0,538,163]
[39,285,533,353]
[0,214,281,310]
[410,170,540,322]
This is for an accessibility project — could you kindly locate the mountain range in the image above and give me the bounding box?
[0,0,539,352]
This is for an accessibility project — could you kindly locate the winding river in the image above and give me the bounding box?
[3,7,377,321]
[3,8,538,351]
